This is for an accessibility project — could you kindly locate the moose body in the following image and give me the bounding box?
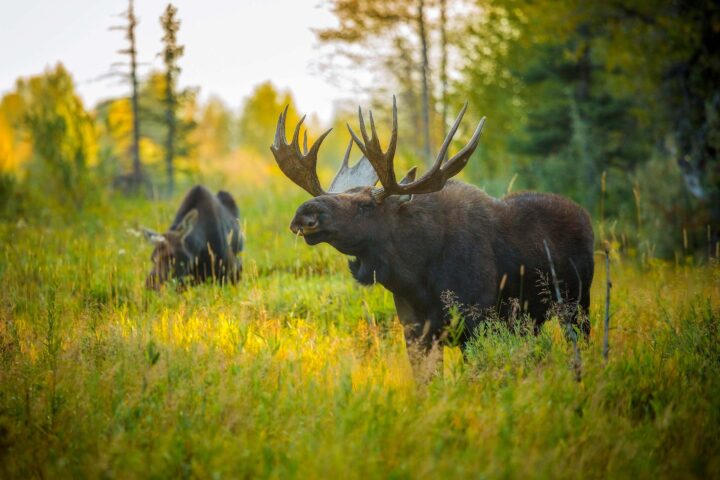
[272,98,594,349]
[293,182,593,347]
[145,185,243,289]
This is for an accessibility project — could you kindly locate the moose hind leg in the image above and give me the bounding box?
[568,256,592,339]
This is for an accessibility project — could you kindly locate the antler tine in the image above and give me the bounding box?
[403,101,468,190]
[398,113,485,195]
[348,96,481,202]
[362,99,485,200]
[348,96,400,193]
[291,115,307,157]
[434,101,468,168]
[347,123,366,157]
[274,105,290,147]
[368,110,379,142]
[341,139,353,168]
[270,107,327,197]
[358,106,370,144]
[306,128,333,158]
[441,116,486,178]
[388,95,398,160]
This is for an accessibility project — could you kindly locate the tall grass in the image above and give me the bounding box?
[0,184,718,478]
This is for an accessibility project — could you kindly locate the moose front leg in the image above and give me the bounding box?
[394,294,420,342]
[393,294,443,381]
[393,295,446,346]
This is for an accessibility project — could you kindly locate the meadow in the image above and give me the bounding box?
[0,176,718,479]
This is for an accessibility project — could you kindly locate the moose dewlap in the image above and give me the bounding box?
[271,97,594,349]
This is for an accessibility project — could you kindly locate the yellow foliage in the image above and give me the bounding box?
[106,98,133,157]
[0,98,31,173]
[0,114,15,171]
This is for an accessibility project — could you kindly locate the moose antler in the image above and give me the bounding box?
[347,96,486,202]
[327,140,379,193]
[271,105,330,197]
[271,106,379,196]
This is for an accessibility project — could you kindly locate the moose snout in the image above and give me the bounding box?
[290,212,319,235]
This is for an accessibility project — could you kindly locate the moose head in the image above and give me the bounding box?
[142,209,198,289]
[271,96,486,257]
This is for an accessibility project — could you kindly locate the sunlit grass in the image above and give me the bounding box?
[0,183,718,478]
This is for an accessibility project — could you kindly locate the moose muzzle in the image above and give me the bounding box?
[290,212,320,236]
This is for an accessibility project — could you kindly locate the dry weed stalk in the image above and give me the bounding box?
[603,242,612,361]
[543,240,582,382]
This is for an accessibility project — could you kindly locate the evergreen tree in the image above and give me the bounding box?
[110,0,146,192]
[160,3,184,195]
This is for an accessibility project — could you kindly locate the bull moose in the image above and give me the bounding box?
[143,185,243,289]
[271,97,594,349]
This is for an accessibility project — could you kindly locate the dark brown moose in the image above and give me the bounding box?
[271,97,594,350]
[143,185,243,289]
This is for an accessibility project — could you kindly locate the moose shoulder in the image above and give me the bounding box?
[271,98,594,349]
[143,185,243,289]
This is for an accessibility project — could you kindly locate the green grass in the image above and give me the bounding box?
[0,184,719,479]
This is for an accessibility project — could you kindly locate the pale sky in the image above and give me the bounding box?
[0,0,349,123]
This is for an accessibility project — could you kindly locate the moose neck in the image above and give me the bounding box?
[345,199,443,295]
[348,250,390,287]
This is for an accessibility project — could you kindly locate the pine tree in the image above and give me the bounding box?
[110,0,146,192]
[160,3,184,195]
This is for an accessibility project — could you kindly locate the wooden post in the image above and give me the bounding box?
[603,243,612,361]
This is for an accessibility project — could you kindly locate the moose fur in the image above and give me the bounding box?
[145,185,243,289]
[274,98,594,349]
[290,182,594,348]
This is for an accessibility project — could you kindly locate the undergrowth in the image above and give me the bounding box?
[0,185,718,478]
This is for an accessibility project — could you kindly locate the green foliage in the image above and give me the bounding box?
[452,0,720,255]
[0,181,718,478]
[137,73,197,163]
[317,0,720,255]
[194,96,235,159]
[14,64,97,208]
[0,172,21,219]
[93,72,198,190]
[238,82,302,154]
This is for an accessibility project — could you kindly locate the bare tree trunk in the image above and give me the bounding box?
[128,0,143,188]
[439,0,448,149]
[165,71,176,196]
[161,3,183,197]
[574,24,596,208]
[417,0,432,164]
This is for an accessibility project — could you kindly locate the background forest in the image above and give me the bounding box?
[1,0,718,258]
[1,1,719,478]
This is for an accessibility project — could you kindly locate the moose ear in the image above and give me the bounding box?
[177,209,198,240]
[141,228,166,244]
[397,166,417,205]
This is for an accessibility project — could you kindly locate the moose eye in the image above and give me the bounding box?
[357,203,375,215]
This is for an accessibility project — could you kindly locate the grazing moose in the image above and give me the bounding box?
[143,185,243,289]
[271,97,594,351]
